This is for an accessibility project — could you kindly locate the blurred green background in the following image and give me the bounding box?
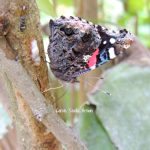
[37,0,150,47]
[0,0,150,150]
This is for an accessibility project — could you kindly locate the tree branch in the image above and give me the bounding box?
[0,49,87,150]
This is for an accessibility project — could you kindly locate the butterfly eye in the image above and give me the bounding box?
[82,33,91,43]
[60,27,74,36]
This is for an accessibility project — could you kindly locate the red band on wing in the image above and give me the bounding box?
[87,49,99,67]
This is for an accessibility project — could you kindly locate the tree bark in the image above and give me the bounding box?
[0,50,88,150]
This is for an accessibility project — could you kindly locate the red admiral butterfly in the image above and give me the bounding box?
[48,16,134,82]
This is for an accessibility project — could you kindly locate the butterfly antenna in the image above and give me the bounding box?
[87,76,104,80]
[101,90,111,96]
[42,80,68,102]
[42,82,64,93]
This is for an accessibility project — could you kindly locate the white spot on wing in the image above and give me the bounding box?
[108,47,116,59]
[90,65,96,70]
[89,21,93,25]
[74,17,79,20]
[83,55,91,62]
[109,38,116,44]
[101,26,105,30]
[103,41,107,44]
[82,19,86,23]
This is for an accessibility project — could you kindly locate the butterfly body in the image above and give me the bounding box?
[48,16,134,82]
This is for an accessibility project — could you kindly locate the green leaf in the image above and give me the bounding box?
[118,13,132,26]
[36,0,56,16]
[91,63,150,150]
[58,0,73,6]
[127,0,145,14]
[77,105,117,150]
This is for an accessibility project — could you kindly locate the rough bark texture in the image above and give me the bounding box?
[0,49,88,150]
[0,0,87,149]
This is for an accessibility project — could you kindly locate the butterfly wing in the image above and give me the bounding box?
[84,26,134,71]
[48,16,134,82]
